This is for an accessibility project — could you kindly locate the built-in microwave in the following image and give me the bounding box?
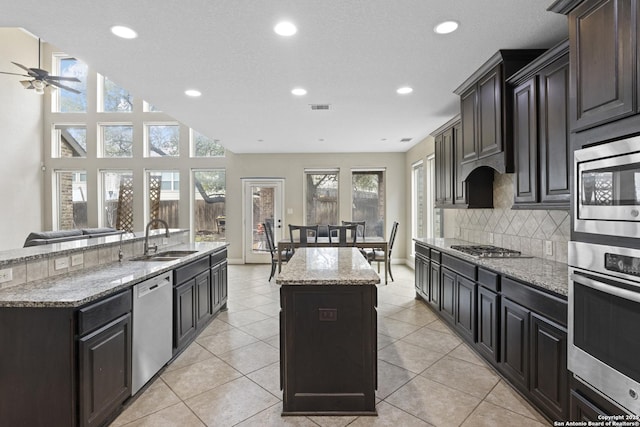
[574,136,640,239]
[568,241,640,415]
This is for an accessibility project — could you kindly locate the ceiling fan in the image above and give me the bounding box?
[0,38,81,94]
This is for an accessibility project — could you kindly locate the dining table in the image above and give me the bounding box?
[277,236,389,284]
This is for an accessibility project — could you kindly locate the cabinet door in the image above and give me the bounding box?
[195,270,212,327]
[453,122,466,205]
[539,56,571,205]
[530,313,568,421]
[477,286,499,363]
[570,391,608,421]
[477,65,503,157]
[569,0,635,131]
[219,261,228,305]
[442,128,454,205]
[440,268,456,325]
[414,256,423,294]
[429,261,440,310]
[500,298,530,390]
[420,257,430,298]
[174,279,197,351]
[434,134,445,205]
[455,275,476,342]
[460,86,478,162]
[79,313,131,427]
[513,77,538,204]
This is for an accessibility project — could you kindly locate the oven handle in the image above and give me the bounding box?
[571,272,640,303]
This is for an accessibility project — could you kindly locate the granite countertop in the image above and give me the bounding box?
[414,238,568,297]
[276,247,380,285]
[0,242,228,308]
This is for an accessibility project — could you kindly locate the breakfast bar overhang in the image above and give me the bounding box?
[276,247,379,416]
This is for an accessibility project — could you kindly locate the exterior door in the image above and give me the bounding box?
[242,179,285,263]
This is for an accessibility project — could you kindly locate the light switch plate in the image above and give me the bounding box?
[55,257,69,270]
[545,240,553,256]
[287,208,293,215]
[0,268,13,283]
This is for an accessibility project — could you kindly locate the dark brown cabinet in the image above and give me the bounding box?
[174,278,197,351]
[195,271,213,326]
[415,248,429,299]
[455,275,476,342]
[440,267,456,325]
[477,285,499,363]
[509,41,570,209]
[211,259,228,312]
[429,256,441,310]
[434,125,454,206]
[501,298,530,390]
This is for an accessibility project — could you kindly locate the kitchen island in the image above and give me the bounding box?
[277,247,379,415]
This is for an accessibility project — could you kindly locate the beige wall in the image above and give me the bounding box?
[0,29,44,250]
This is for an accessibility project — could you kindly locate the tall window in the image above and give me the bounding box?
[52,55,87,113]
[305,169,339,225]
[100,171,133,229]
[54,170,88,230]
[99,124,133,157]
[101,76,133,112]
[426,154,437,238]
[52,124,86,158]
[191,130,224,157]
[352,169,385,237]
[411,161,424,253]
[147,171,180,228]
[193,170,226,242]
[146,124,180,157]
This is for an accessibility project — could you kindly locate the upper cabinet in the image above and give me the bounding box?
[549,0,640,147]
[454,50,546,181]
[507,41,571,209]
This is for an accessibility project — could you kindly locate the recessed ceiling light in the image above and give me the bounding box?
[111,25,138,39]
[397,86,413,95]
[185,89,201,97]
[291,87,307,96]
[274,21,297,36]
[434,20,459,34]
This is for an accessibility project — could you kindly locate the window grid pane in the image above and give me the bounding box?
[147,170,180,228]
[305,172,339,225]
[101,125,133,157]
[53,125,87,158]
[103,77,133,112]
[192,130,224,157]
[147,124,180,157]
[57,57,88,113]
[101,171,133,229]
[352,171,385,237]
[194,170,226,242]
[55,170,88,230]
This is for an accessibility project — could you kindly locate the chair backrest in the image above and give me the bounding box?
[341,220,365,237]
[388,221,399,255]
[328,224,358,246]
[263,222,276,258]
[288,224,319,247]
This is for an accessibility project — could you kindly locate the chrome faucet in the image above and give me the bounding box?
[144,219,170,256]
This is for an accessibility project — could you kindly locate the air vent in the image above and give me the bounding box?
[400,137,413,142]
[310,104,330,110]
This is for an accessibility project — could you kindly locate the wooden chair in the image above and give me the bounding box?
[370,221,399,281]
[288,224,319,253]
[264,222,292,281]
[328,224,358,246]
[341,220,366,237]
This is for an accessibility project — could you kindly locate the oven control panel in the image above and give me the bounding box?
[605,253,640,277]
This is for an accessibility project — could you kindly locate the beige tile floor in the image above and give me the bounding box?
[111,264,551,426]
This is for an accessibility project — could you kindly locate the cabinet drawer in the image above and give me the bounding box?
[478,268,500,292]
[78,290,132,336]
[211,249,227,266]
[502,277,567,327]
[415,243,429,258]
[442,253,476,280]
[174,256,210,284]
[430,249,441,264]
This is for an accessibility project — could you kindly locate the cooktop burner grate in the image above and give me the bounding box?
[449,244,526,258]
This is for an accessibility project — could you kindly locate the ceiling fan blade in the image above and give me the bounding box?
[0,71,31,77]
[11,62,32,73]
[47,79,81,94]
[45,75,81,82]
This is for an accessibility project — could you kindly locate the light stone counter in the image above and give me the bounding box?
[0,241,228,308]
[414,238,568,297]
[276,247,380,285]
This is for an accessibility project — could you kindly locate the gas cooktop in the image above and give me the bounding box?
[449,244,528,258]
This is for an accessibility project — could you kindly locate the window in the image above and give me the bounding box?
[100,171,133,229]
[426,154,437,238]
[99,124,133,157]
[352,169,385,237]
[146,170,180,228]
[52,125,86,158]
[146,124,180,157]
[193,170,226,242]
[411,161,424,254]
[100,76,133,112]
[191,130,224,157]
[305,169,339,225]
[54,170,88,230]
[52,55,87,113]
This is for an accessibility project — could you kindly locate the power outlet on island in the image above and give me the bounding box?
[0,268,13,284]
[54,257,69,270]
[545,240,553,257]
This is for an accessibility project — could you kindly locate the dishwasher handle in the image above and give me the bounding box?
[136,273,172,298]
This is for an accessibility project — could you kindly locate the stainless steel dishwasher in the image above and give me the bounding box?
[132,272,173,394]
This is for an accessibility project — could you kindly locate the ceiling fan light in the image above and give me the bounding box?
[34,87,45,95]
[32,80,45,90]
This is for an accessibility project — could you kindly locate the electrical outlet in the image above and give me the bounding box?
[0,268,13,283]
[162,237,169,245]
[71,253,84,266]
[545,240,553,256]
[488,233,494,244]
[287,208,293,215]
[54,257,69,270]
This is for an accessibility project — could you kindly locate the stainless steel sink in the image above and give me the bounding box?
[130,250,198,261]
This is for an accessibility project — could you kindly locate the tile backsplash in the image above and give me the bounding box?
[444,172,570,264]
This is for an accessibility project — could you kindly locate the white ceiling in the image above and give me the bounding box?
[0,1,568,154]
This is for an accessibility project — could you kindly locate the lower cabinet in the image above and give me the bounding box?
[174,278,198,351]
[429,259,441,310]
[500,298,530,389]
[455,275,476,342]
[440,267,456,325]
[570,376,624,421]
[476,285,499,363]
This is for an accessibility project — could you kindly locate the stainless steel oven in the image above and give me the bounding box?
[574,136,640,238]
[568,241,640,415]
